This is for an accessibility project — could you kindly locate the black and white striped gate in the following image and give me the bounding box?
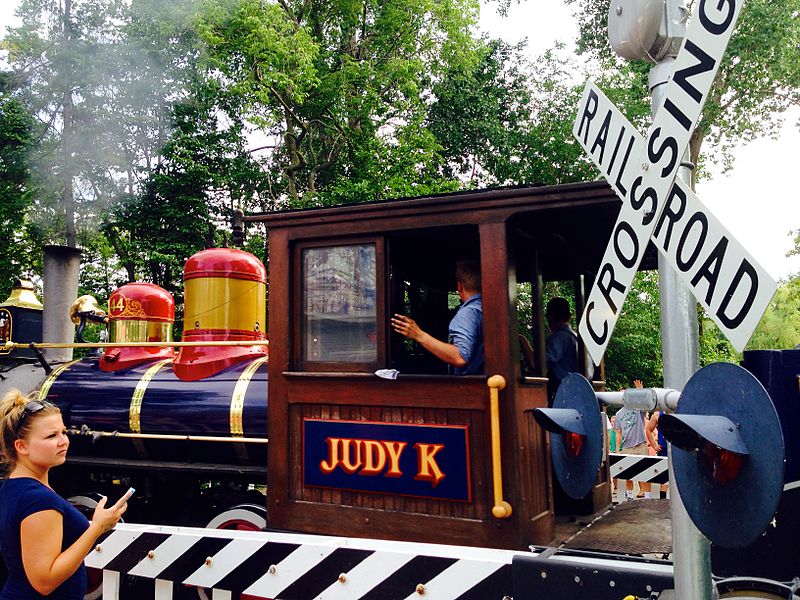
[609,453,670,501]
[609,453,669,486]
[86,523,674,599]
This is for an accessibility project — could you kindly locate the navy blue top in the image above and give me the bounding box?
[0,478,89,599]
[657,412,668,457]
[545,324,578,385]
[448,294,484,375]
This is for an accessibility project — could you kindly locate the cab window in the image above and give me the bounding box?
[298,241,382,370]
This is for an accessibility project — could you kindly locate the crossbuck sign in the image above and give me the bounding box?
[574,0,777,365]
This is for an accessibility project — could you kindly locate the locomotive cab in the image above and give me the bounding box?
[251,181,654,549]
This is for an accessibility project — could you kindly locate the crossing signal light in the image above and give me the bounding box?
[702,442,744,485]
[564,431,585,458]
[532,373,603,499]
[660,362,785,548]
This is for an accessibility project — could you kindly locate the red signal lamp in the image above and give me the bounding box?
[702,442,744,484]
[565,431,585,458]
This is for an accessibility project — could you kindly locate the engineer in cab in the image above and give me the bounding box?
[391,260,483,375]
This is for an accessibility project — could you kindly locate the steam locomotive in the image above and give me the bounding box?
[1,182,797,600]
[38,248,272,533]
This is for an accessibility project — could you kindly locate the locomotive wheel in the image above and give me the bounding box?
[205,503,267,531]
[68,494,107,600]
[196,504,268,600]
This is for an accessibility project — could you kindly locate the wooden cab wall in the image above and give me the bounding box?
[251,182,638,549]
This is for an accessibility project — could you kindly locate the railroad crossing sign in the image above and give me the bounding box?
[573,0,777,365]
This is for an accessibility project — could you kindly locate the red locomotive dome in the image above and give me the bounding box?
[102,282,175,372]
[109,283,175,322]
[184,248,266,283]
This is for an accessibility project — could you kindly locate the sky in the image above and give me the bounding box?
[1,0,798,281]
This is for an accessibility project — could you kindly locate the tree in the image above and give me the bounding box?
[429,38,536,186]
[197,0,479,206]
[3,0,131,247]
[789,229,800,267]
[564,0,800,180]
[3,0,210,254]
[102,76,267,292]
[746,277,800,350]
[0,73,37,298]
[604,270,663,390]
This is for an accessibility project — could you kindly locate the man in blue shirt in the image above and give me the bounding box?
[391,261,483,375]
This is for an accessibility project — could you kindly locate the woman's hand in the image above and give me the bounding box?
[90,495,127,534]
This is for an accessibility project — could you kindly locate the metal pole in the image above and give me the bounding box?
[42,245,82,363]
[649,54,712,599]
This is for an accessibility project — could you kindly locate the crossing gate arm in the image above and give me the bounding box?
[87,523,521,599]
[610,453,670,485]
[87,523,676,599]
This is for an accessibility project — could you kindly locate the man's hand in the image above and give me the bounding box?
[392,314,423,341]
[633,379,643,389]
[391,313,466,368]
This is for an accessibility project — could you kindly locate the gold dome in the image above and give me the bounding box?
[0,280,43,311]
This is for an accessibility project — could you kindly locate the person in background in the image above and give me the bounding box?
[392,260,484,375]
[612,380,653,500]
[607,414,619,493]
[0,389,128,599]
[647,410,669,495]
[545,297,578,405]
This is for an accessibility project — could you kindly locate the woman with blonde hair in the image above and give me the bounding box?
[0,389,128,599]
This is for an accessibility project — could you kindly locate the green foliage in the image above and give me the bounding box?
[3,0,132,246]
[197,0,480,205]
[429,38,533,185]
[77,234,124,307]
[604,271,663,390]
[746,277,800,350]
[698,315,739,366]
[564,0,800,174]
[0,76,37,297]
[789,229,800,261]
[429,40,624,187]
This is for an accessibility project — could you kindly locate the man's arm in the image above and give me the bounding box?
[391,314,467,368]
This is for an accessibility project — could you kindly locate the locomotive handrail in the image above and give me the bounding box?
[487,374,512,519]
[67,427,269,444]
[3,340,268,350]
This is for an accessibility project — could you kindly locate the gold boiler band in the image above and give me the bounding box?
[183,278,266,333]
[109,320,173,343]
[129,359,173,433]
[230,356,269,436]
[38,360,81,401]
